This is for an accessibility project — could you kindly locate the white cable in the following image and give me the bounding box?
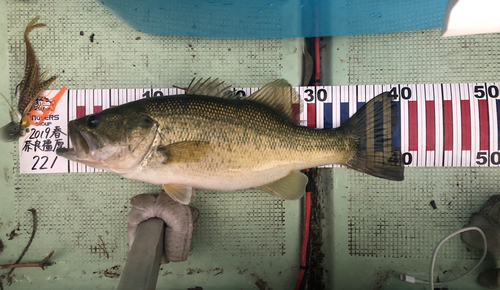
[399,226,487,290]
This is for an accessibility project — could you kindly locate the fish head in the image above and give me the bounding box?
[56,109,158,174]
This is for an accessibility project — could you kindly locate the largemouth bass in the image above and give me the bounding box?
[1,16,58,141]
[57,79,404,204]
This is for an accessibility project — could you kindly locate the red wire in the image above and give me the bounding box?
[314,37,320,86]
[294,36,320,290]
[293,182,311,290]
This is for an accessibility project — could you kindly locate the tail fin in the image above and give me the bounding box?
[340,92,404,181]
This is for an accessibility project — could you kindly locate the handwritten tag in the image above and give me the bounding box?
[19,89,68,173]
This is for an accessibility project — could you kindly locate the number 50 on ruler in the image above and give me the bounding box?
[297,83,500,167]
[20,82,500,174]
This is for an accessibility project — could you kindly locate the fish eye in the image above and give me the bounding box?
[87,115,99,129]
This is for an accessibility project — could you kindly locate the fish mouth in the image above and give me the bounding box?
[56,122,97,161]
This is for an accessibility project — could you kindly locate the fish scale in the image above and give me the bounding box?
[56,79,403,204]
[145,96,333,168]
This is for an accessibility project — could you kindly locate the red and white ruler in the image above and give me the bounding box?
[19,83,500,173]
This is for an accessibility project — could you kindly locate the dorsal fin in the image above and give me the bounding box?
[185,77,237,98]
[184,78,303,122]
[248,79,302,121]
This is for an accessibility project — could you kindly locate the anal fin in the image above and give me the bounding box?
[257,170,308,200]
[162,183,194,205]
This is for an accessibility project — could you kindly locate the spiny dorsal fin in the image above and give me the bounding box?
[184,78,303,122]
[185,77,237,98]
[248,79,302,121]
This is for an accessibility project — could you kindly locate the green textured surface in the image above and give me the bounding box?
[322,31,500,289]
[3,1,500,289]
[0,0,302,289]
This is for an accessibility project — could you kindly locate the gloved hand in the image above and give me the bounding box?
[462,195,500,253]
[461,195,500,289]
[127,190,199,263]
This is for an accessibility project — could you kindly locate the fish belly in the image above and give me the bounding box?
[125,162,299,191]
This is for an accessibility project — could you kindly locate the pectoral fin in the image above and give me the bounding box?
[257,170,308,200]
[162,183,194,205]
[157,141,211,164]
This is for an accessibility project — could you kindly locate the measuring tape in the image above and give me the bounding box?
[18,82,500,173]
